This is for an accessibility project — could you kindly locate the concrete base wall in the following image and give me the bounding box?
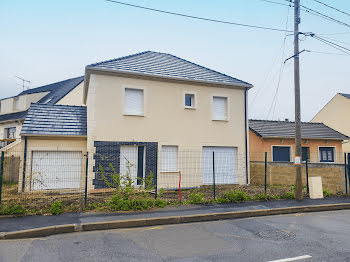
[250,161,346,194]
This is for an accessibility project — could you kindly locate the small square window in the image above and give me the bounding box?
[319,147,334,163]
[185,94,195,108]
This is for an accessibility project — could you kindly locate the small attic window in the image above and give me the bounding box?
[43,98,52,104]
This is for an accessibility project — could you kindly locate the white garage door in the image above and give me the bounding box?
[31,151,82,190]
[202,147,237,185]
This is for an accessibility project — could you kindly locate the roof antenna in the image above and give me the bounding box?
[15,76,31,91]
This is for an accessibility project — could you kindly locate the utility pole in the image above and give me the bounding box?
[294,0,303,200]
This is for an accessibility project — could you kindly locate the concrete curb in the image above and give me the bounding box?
[1,203,350,240]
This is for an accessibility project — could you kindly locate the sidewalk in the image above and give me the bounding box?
[1,197,350,233]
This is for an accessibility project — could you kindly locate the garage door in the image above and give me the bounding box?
[31,151,82,190]
[202,147,237,185]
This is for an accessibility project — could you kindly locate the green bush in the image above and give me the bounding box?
[50,201,63,215]
[188,192,204,204]
[0,203,26,215]
[323,189,331,197]
[255,193,269,201]
[155,199,167,208]
[107,193,167,211]
[282,191,295,199]
[217,190,250,203]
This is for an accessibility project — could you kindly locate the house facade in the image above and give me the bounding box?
[311,93,350,153]
[84,51,253,190]
[249,119,348,164]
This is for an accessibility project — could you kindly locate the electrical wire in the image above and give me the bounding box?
[307,50,348,56]
[311,35,350,55]
[309,0,350,18]
[105,0,292,32]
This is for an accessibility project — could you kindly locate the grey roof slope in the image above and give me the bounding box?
[0,111,27,123]
[87,51,252,87]
[249,119,349,140]
[339,93,350,99]
[19,76,84,105]
[21,104,87,136]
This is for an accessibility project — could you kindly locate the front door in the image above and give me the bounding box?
[120,145,144,186]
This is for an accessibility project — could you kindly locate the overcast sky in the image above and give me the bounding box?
[1,0,349,121]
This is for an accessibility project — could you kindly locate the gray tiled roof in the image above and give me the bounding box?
[339,93,350,99]
[19,76,84,105]
[0,111,27,123]
[249,119,349,140]
[21,104,87,136]
[87,51,252,87]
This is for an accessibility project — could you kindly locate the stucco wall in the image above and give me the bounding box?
[56,82,84,106]
[249,130,344,164]
[0,92,49,115]
[250,161,345,194]
[87,73,248,187]
[0,120,23,139]
[311,94,350,153]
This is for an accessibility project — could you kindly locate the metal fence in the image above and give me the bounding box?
[0,148,349,211]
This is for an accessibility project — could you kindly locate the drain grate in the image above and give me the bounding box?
[256,230,296,241]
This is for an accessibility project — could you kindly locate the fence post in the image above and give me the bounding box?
[345,153,348,194]
[347,153,350,194]
[212,151,216,200]
[305,157,309,196]
[264,152,267,194]
[84,152,88,208]
[0,151,4,204]
[178,171,181,202]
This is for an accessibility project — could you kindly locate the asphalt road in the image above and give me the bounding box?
[1,210,350,262]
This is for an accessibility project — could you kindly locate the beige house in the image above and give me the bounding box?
[0,76,84,151]
[312,93,350,153]
[84,51,253,190]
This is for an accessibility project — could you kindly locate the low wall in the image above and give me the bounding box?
[250,161,346,194]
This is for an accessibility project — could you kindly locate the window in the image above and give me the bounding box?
[161,146,178,172]
[319,147,334,163]
[212,96,227,120]
[4,127,16,139]
[272,146,290,162]
[302,147,310,162]
[14,97,20,110]
[185,94,195,108]
[124,88,144,116]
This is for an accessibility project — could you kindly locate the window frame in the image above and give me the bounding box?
[4,127,16,139]
[184,92,196,109]
[161,145,179,172]
[212,95,229,121]
[318,146,335,163]
[123,87,145,116]
[271,145,292,162]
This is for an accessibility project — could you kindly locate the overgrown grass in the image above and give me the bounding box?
[0,203,27,215]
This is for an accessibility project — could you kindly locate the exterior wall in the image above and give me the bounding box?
[249,130,344,164]
[17,136,87,192]
[250,162,345,194]
[311,94,350,153]
[87,73,248,188]
[56,82,84,106]
[0,92,49,115]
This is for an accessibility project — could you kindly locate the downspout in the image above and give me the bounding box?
[244,88,249,184]
[22,136,27,192]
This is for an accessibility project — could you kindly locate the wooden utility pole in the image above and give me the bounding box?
[294,0,303,200]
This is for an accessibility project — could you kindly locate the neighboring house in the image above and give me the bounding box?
[249,119,349,164]
[0,76,84,150]
[311,93,350,153]
[83,51,253,190]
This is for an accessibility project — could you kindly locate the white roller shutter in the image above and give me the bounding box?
[120,146,138,184]
[202,147,237,184]
[212,96,227,120]
[31,151,82,190]
[124,88,144,115]
[161,146,178,171]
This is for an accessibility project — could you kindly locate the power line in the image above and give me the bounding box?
[310,34,350,55]
[307,50,349,56]
[105,0,292,32]
[310,0,350,18]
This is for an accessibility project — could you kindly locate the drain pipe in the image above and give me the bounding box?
[22,136,27,192]
[244,88,249,185]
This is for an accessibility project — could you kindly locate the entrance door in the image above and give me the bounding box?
[202,147,237,185]
[120,146,143,186]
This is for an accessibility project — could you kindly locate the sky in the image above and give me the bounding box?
[0,0,349,121]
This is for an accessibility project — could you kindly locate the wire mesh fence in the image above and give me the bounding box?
[0,147,349,213]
